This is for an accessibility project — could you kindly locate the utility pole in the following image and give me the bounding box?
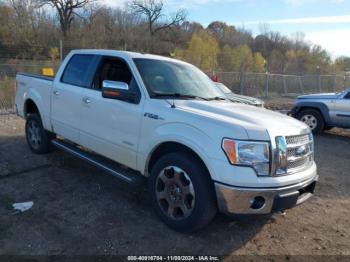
[316,65,321,92]
[60,40,63,63]
[264,60,269,97]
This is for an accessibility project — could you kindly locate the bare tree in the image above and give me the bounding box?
[113,8,141,51]
[129,0,186,52]
[36,0,93,38]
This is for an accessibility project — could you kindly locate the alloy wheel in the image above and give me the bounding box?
[27,120,42,150]
[155,166,195,220]
[300,114,318,130]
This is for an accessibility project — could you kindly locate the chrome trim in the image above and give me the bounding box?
[51,140,133,183]
[286,141,313,149]
[287,151,313,162]
[102,80,129,90]
[271,133,314,176]
[215,174,318,215]
[275,136,287,175]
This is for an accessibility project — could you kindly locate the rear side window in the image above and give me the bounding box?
[345,92,350,99]
[61,54,97,87]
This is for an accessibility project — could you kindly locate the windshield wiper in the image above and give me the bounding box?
[207,96,227,101]
[152,93,209,101]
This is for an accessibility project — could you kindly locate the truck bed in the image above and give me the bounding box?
[17,72,54,82]
[15,72,54,131]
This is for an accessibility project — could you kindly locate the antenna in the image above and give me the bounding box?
[165,99,176,108]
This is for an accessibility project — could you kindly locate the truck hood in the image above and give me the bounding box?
[175,100,309,140]
[226,93,264,107]
[297,93,339,100]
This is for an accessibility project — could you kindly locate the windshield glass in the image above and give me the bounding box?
[133,58,224,99]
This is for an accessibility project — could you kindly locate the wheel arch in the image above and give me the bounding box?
[24,98,40,118]
[23,90,51,131]
[146,141,211,180]
[295,102,331,124]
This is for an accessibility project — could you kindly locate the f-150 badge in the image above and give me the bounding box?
[144,113,164,120]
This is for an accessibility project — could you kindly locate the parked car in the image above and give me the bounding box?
[15,50,318,232]
[291,87,350,134]
[215,82,265,107]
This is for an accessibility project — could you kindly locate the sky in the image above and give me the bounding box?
[105,0,350,58]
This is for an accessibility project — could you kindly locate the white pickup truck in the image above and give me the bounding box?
[15,50,318,232]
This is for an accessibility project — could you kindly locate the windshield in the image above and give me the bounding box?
[215,83,232,94]
[133,58,224,99]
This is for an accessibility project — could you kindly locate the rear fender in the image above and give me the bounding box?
[25,88,51,130]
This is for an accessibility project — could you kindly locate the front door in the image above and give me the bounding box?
[79,56,144,170]
[333,92,350,127]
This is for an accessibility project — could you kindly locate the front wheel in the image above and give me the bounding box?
[149,152,217,232]
[298,109,325,134]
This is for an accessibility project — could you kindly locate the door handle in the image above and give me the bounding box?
[83,98,91,104]
[53,90,60,96]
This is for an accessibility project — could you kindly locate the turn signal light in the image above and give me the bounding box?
[222,139,237,164]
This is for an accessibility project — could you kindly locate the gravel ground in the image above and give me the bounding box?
[0,114,349,258]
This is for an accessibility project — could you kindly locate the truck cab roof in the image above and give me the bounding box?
[69,49,187,65]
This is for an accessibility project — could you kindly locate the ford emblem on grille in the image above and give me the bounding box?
[296,145,308,156]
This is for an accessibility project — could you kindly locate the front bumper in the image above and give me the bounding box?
[215,174,318,215]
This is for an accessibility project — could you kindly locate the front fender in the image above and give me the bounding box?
[137,122,222,178]
[293,101,332,125]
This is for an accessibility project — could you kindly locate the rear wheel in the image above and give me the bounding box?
[298,109,325,134]
[149,152,217,232]
[25,114,55,154]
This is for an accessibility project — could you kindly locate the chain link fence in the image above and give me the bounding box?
[0,62,58,115]
[214,72,350,98]
[1,62,350,115]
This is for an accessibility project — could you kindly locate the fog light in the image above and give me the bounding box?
[250,196,266,210]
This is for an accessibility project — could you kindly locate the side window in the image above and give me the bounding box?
[93,57,134,90]
[344,92,350,99]
[61,54,96,87]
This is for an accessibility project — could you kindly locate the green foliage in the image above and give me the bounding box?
[179,31,219,71]
[253,52,265,73]
[217,45,265,73]
[0,1,348,75]
[49,47,60,62]
[335,57,350,73]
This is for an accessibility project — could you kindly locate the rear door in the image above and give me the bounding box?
[51,54,99,143]
[79,56,144,170]
[333,91,350,127]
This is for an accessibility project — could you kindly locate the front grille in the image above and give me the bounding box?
[285,134,313,173]
[286,134,310,145]
[287,145,311,157]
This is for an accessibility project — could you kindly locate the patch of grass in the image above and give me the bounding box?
[0,78,15,109]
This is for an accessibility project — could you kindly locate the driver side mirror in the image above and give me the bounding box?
[102,80,139,104]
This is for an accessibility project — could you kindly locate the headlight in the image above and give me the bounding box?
[222,139,270,176]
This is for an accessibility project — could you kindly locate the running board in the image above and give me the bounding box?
[51,139,146,185]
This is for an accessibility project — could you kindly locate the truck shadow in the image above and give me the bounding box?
[2,133,348,255]
[0,135,271,255]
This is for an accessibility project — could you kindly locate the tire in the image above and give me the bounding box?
[25,113,55,154]
[298,109,325,134]
[149,152,217,232]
